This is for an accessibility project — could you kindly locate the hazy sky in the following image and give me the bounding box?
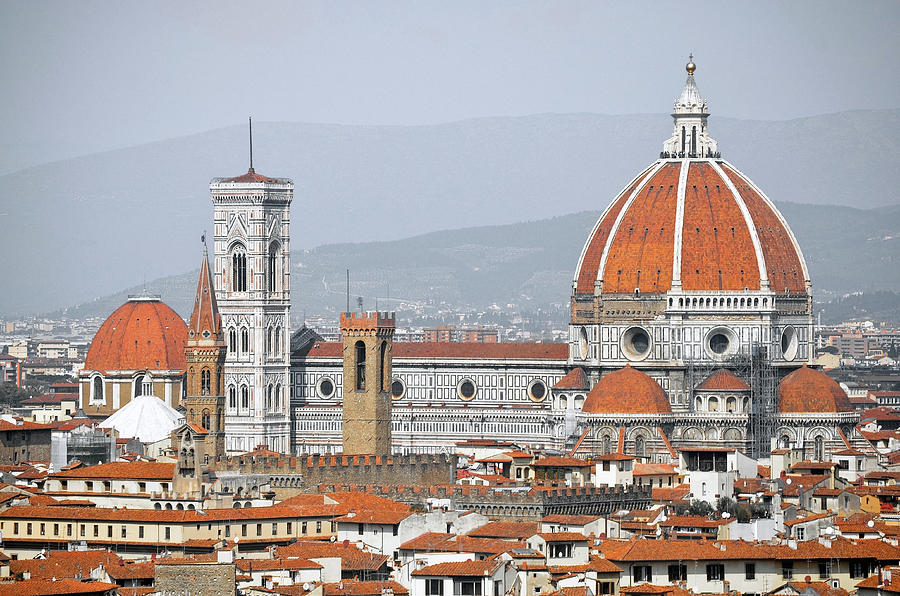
[2,0,899,174]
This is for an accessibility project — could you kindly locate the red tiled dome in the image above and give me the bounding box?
[84,298,187,373]
[574,160,808,296]
[696,369,750,392]
[582,365,671,414]
[777,365,852,414]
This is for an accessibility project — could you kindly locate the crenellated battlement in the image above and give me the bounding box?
[340,311,396,332]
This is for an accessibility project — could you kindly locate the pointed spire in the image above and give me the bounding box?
[248,116,254,173]
[188,240,222,343]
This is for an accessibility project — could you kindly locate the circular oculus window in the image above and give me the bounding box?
[316,377,335,398]
[781,326,799,361]
[578,327,589,360]
[457,378,477,401]
[528,379,547,402]
[705,327,737,359]
[390,377,406,400]
[621,326,652,360]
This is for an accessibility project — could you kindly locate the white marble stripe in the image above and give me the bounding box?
[709,160,769,289]
[671,158,690,288]
[596,160,668,292]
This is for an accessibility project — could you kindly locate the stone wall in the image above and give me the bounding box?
[155,562,235,596]
[211,453,456,498]
[318,483,653,521]
[0,428,51,465]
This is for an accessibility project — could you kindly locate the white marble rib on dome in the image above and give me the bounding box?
[99,394,184,444]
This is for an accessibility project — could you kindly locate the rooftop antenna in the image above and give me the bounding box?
[248,116,254,172]
[346,269,350,313]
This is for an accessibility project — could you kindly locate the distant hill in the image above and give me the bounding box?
[3,109,899,315]
[50,201,900,327]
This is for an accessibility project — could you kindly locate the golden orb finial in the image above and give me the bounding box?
[686,53,696,75]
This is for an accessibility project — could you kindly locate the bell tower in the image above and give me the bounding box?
[211,125,292,455]
[340,311,395,455]
[174,244,227,496]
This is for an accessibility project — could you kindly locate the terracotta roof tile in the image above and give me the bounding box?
[778,365,853,413]
[305,341,567,360]
[696,369,750,391]
[583,365,671,414]
[412,559,502,577]
[83,298,187,373]
[553,368,589,390]
[468,521,539,539]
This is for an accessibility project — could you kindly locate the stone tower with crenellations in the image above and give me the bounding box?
[340,312,395,455]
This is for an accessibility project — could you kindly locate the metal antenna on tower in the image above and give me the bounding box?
[248,116,254,171]
[346,269,350,313]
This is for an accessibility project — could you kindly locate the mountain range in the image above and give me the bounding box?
[50,200,900,327]
[2,109,898,316]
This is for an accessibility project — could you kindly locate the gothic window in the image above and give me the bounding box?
[228,386,236,409]
[378,341,387,392]
[241,328,250,354]
[231,246,247,292]
[266,327,272,355]
[201,409,211,430]
[267,242,279,292]
[814,436,825,461]
[241,386,249,409]
[691,125,697,155]
[275,327,281,356]
[275,383,282,411]
[602,435,612,455]
[228,328,237,354]
[355,341,366,390]
[92,376,104,403]
[635,435,646,457]
[266,384,273,410]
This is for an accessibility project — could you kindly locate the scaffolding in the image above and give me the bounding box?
[685,342,777,459]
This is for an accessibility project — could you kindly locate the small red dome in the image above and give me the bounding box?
[84,298,187,373]
[696,369,750,392]
[582,365,671,414]
[777,365,852,414]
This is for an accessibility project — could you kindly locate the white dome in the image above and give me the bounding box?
[99,394,184,444]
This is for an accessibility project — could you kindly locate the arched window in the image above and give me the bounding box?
[274,327,281,357]
[708,397,719,412]
[378,341,387,392]
[814,436,825,461]
[201,369,211,395]
[267,242,279,292]
[726,397,736,413]
[241,328,250,354]
[231,246,247,292]
[241,386,249,409]
[134,374,145,397]
[275,383,282,411]
[228,328,237,354]
[201,409,211,430]
[602,435,612,455]
[92,376,104,403]
[266,385,273,411]
[228,386,236,409]
[691,125,697,155]
[681,125,686,154]
[635,435,646,457]
[266,327,272,355]
[355,340,366,390]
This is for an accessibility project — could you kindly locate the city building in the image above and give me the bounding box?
[287,59,859,460]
